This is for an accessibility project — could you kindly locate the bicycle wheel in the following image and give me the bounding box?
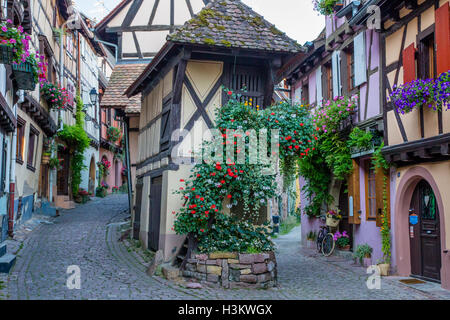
[316,230,324,252]
[321,233,335,257]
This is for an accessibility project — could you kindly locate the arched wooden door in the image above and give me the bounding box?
[409,180,441,281]
[88,157,95,194]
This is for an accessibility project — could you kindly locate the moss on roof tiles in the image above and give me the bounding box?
[166,0,302,53]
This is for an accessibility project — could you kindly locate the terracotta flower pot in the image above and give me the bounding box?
[377,263,390,276]
[339,245,350,251]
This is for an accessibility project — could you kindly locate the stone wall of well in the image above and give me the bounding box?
[182,252,277,289]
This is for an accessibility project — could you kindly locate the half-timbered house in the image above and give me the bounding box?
[283,0,389,262]
[356,0,450,289]
[97,0,208,196]
[124,0,303,261]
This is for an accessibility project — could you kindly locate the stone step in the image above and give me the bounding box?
[0,253,16,273]
[0,243,6,257]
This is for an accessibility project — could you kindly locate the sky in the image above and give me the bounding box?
[74,0,325,45]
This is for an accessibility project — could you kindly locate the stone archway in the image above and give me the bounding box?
[394,166,449,288]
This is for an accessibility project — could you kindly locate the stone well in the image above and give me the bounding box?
[182,252,277,289]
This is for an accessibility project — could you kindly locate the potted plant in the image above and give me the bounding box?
[334,231,350,250]
[76,188,90,204]
[40,81,69,110]
[353,243,373,267]
[306,231,317,249]
[112,186,119,194]
[95,181,108,198]
[49,157,63,170]
[107,126,121,142]
[325,209,342,228]
[0,21,30,65]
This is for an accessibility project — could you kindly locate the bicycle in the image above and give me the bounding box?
[316,223,336,257]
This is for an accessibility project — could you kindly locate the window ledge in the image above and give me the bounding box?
[26,164,36,172]
[16,158,23,165]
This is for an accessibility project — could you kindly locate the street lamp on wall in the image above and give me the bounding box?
[83,87,100,129]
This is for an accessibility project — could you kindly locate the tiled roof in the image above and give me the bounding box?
[166,0,303,53]
[100,63,147,114]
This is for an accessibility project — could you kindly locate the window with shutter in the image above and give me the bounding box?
[402,43,416,83]
[230,66,265,108]
[435,2,450,75]
[302,82,309,105]
[160,100,171,152]
[16,117,25,165]
[27,125,39,171]
[324,63,333,100]
[345,44,356,92]
[365,160,377,221]
[348,159,361,225]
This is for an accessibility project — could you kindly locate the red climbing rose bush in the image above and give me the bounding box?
[173,90,315,254]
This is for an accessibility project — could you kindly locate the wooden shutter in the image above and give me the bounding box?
[332,50,341,97]
[348,159,361,225]
[315,67,323,106]
[375,168,390,228]
[402,43,416,83]
[435,2,450,75]
[160,109,171,152]
[354,32,367,87]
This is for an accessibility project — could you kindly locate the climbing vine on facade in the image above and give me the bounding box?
[173,90,315,258]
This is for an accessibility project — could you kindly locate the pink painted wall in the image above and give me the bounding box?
[99,148,124,192]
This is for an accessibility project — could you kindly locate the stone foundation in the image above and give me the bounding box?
[182,252,277,289]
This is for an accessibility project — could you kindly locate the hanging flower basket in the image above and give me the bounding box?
[12,62,37,91]
[0,44,13,64]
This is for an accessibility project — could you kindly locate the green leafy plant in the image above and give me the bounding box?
[353,243,373,264]
[57,91,90,196]
[312,0,344,16]
[306,230,317,241]
[372,143,391,264]
[298,95,358,218]
[107,126,121,142]
[348,127,373,152]
[173,89,316,260]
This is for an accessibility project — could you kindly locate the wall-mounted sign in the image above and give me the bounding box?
[409,214,418,225]
[410,226,414,238]
[349,196,353,217]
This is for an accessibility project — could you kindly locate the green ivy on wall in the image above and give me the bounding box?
[57,91,90,196]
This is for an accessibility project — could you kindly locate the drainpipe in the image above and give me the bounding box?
[8,102,17,237]
[124,118,132,215]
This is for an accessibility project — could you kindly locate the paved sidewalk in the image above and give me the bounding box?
[0,195,447,300]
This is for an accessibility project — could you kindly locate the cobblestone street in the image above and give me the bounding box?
[0,194,448,300]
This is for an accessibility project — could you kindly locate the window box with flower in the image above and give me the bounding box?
[107,126,121,143]
[0,21,30,65]
[389,71,450,114]
[40,82,69,111]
